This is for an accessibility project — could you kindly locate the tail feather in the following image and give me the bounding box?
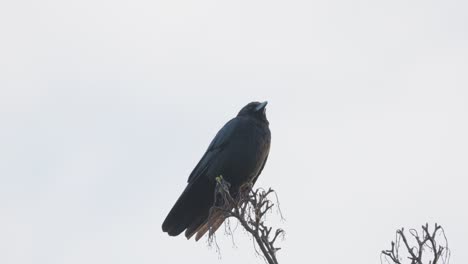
[193,209,226,241]
[162,177,214,237]
[184,213,208,239]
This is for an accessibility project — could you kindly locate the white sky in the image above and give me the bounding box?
[1,0,467,263]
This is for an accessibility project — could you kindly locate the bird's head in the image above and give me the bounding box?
[237,101,269,123]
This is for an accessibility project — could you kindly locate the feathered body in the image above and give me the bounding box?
[162,101,271,240]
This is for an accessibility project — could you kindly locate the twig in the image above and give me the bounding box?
[209,176,284,264]
[381,223,450,264]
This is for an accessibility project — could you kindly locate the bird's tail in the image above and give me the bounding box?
[162,177,214,237]
[187,208,226,241]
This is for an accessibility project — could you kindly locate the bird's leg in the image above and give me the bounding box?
[214,175,233,207]
[215,175,231,195]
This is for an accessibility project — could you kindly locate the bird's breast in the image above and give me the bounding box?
[221,121,270,186]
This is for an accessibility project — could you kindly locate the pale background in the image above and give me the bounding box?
[1,0,467,263]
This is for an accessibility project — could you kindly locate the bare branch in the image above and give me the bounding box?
[381,223,450,264]
[208,176,285,264]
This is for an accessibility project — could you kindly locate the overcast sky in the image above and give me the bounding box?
[1,0,467,263]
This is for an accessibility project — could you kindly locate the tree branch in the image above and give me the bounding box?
[209,176,285,264]
[381,223,450,264]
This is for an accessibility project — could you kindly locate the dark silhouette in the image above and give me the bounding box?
[381,223,450,264]
[162,101,271,240]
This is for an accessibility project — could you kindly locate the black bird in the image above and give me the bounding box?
[162,101,271,240]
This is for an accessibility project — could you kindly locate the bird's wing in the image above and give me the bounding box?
[187,118,238,183]
[252,153,269,185]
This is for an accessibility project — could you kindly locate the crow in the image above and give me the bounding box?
[162,101,271,241]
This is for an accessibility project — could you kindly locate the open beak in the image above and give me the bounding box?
[255,101,268,112]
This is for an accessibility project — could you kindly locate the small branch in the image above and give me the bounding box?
[209,176,285,264]
[381,223,450,264]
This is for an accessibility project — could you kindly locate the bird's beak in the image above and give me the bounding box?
[255,101,268,112]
